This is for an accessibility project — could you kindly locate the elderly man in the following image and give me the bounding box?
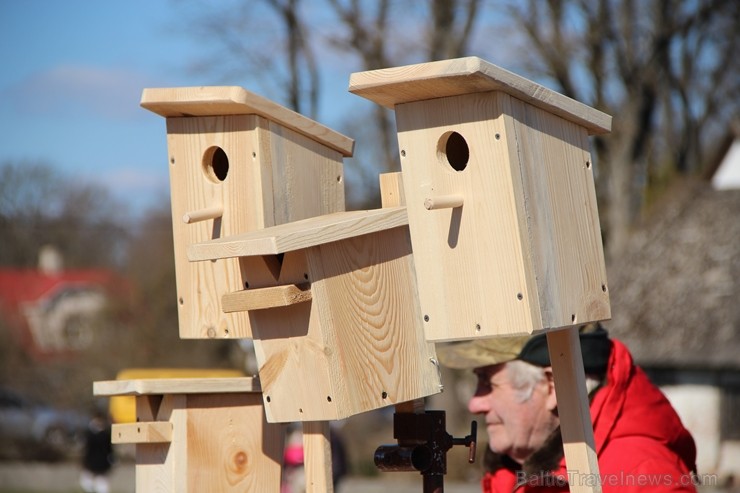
[436,324,698,492]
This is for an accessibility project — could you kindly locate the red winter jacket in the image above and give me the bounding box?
[482,340,698,493]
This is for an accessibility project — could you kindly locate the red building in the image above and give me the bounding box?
[0,247,123,359]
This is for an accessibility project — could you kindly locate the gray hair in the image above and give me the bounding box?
[505,360,602,403]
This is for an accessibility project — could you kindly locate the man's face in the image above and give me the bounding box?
[468,362,558,464]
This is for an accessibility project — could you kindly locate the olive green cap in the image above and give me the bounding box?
[436,323,611,373]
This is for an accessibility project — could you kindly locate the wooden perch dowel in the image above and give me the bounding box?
[424,194,464,210]
[112,422,172,444]
[222,283,312,313]
[183,205,223,224]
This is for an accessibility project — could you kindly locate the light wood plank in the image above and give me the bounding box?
[547,327,602,493]
[222,283,311,313]
[303,422,333,493]
[508,97,611,327]
[112,422,173,444]
[349,56,610,135]
[185,393,284,492]
[379,172,407,207]
[188,207,409,261]
[142,86,354,156]
[94,377,261,396]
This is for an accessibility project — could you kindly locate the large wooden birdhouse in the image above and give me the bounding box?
[146,87,441,422]
[350,57,612,341]
[141,87,352,340]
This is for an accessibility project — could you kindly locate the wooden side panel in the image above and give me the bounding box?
[250,252,340,422]
[307,227,441,419]
[185,393,285,492]
[166,115,269,339]
[508,97,610,328]
[133,394,181,492]
[267,120,346,223]
[395,92,540,341]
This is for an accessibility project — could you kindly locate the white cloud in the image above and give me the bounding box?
[4,64,152,120]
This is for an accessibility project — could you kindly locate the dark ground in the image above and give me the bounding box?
[0,460,480,493]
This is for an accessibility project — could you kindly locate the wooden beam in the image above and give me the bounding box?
[188,207,409,261]
[112,422,173,444]
[222,283,312,313]
[94,377,261,396]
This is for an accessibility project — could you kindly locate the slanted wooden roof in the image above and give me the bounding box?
[141,86,354,157]
[349,56,611,135]
[605,179,740,370]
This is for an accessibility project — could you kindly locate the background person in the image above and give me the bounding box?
[436,323,698,492]
[79,409,114,493]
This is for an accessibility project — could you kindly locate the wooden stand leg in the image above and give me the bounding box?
[303,421,333,493]
[547,327,602,493]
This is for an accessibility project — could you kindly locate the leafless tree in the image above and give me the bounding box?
[505,0,740,257]
[180,0,320,119]
[0,160,128,268]
[180,0,737,250]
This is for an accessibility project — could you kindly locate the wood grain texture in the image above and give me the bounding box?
[111,390,284,492]
[185,393,284,492]
[349,56,611,135]
[396,92,539,341]
[188,207,409,260]
[547,328,602,493]
[309,227,441,420]
[142,86,354,156]
[222,283,311,312]
[252,226,440,422]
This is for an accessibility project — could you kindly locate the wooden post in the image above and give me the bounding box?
[547,328,602,493]
[303,422,334,493]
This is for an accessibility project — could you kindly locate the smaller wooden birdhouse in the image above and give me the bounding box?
[187,173,441,422]
[350,57,612,341]
[141,87,352,340]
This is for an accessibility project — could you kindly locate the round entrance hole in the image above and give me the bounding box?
[202,146,230,182]
[439,131,469,171]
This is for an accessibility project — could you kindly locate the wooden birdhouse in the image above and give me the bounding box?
[141,87,352,340]
[187,173,441,422]
[350,57,612,341]
[146,87,441,422]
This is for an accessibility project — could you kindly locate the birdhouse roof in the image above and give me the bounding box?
[141,86,354,156]
[349,56,611,135]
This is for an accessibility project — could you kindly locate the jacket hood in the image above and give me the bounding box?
[591,339,697,474]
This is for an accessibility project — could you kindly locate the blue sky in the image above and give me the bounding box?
[0,1,360,218]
